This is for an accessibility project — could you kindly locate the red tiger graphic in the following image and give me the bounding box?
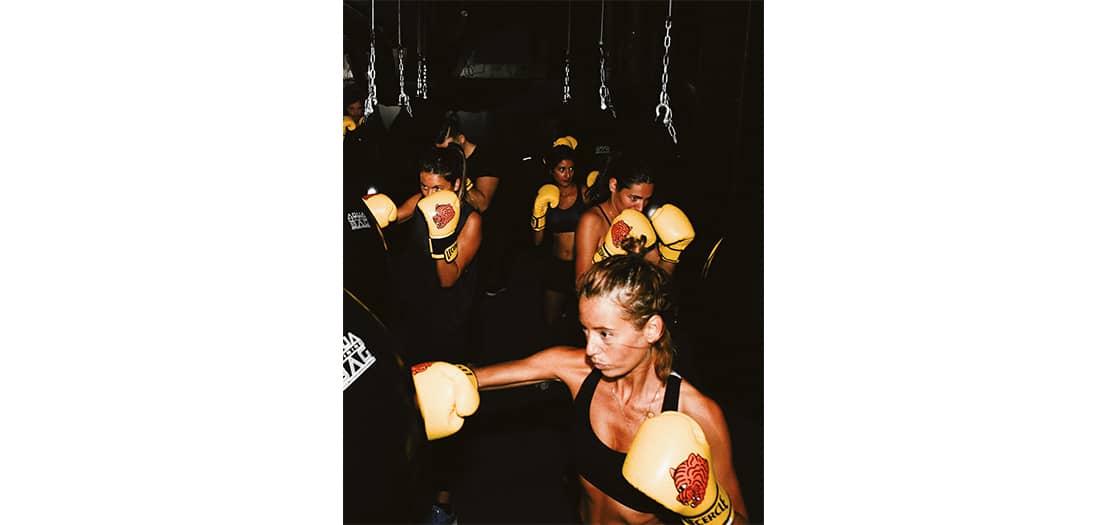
[669,452,710,508]
[433,204,455,228]
[610,220,632,246]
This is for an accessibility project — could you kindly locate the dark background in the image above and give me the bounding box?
[344,0,762,522]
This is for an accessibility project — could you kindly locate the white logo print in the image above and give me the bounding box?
[343,331,376,390]
[347,211,372,231]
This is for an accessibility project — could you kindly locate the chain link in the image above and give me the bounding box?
[598,47,616,117]
[416,55,429,99]
[366,39,378,115]
[397,47,412,116]
[562,54,572,104]
[655,18,676,143]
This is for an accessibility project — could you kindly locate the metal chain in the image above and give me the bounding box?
[415,0,428,99]
[562,1,572,104]
[655,15,677,143]
[416,55,428,99]
[366,0,378,115]
[599,48,615,117]
[597,0,615,116]
[366,38,378,115]
[398,48,412,116]
[563,54,572,104]
[396,0,411,116]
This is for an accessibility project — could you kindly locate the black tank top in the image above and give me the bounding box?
[547,185,588,234]
[572,368,684,521]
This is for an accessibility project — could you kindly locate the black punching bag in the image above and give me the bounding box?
[343,289,429,523]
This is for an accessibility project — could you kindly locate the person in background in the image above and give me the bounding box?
[361,144,482,524]
[435,112,513,298]
[574,156,696,285]
[531,136,588,331]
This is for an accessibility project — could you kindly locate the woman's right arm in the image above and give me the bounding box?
[475,346,586,391]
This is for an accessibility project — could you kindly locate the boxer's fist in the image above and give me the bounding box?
[648,203,695,264]
[531,184,560,231]
[361,193,397,229]
[416,190,461,262]
[622,411,733,525]
[586,170,600,190]
[594,209,656,262]
[410,362,480,441]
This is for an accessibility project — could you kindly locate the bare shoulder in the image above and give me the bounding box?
[578,207,604,229]
[539,346,592,386]
[677,380,727,428]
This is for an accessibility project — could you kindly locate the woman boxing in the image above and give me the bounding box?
[469,244,747,524]
[574,156,696,285]
[531,136,588,328]
[365,144,483,523]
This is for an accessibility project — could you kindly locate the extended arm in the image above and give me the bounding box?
[474,346,587,391]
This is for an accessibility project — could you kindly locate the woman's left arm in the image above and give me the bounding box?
[687,396,748,523]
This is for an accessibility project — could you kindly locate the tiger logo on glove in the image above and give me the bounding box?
[610,220,632,248]
[669,452,710,508]
[432,204,456,228]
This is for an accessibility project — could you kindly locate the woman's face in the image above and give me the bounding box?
[579,294,658,377]
[420,172,457,198]
[346,101,364,119]
[551,159,575,188]
[611,181,654,213]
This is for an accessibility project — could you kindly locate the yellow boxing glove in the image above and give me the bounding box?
[594,208,657,263]
[623,411,734,525]
[416,190,462,263]
[410,362,480,441]
[531,184,560,231]
[586,170,600,190]
[361,193,397,229]
[552,135,578,150]
[647,203,696,264]
[343,115,357,136]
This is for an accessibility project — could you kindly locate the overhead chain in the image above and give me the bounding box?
[415,1,428,99]
[396,0,411,116]
[655,15,677,143]
[366,37,378,115]
[416,55,428,99]
[365,0,378,115]
[562,54,572,104]
[598,1,615,117]
[397,47,412,116]
[562,0,572,104]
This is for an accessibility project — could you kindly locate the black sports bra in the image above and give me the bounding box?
[547,185,587,234]
[572,368,684,520]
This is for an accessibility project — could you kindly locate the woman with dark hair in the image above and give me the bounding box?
[574,155,697,285]
[415,243,747,525]
[575,157,660,282]
[532,136,588,329]
[364,144,483,524]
